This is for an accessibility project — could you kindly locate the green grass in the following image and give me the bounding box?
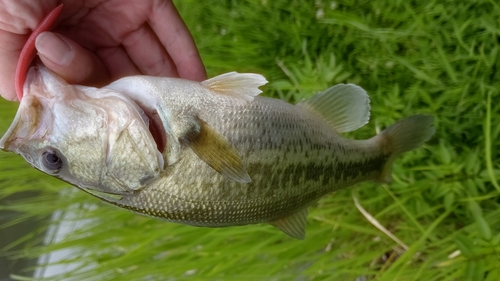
[1,0,500,280]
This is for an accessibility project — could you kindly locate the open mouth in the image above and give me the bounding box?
[135,101,167,154]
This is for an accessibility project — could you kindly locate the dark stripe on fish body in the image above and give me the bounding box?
[246,154,388,192]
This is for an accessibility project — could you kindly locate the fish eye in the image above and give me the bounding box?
[41,149,64,173]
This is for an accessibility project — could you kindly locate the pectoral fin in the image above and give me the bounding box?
[181,119,251,183]
[269,209,308,240]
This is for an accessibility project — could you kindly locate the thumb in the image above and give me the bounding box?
[35,32,109,86]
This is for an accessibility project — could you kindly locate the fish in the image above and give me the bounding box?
[0,66,435,239]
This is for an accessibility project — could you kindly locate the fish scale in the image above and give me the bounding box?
[1,67,434,239]
[105,96,388,225]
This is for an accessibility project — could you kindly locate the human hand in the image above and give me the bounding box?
[0,0,207,101]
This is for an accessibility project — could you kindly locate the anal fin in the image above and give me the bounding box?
[269,209,308,240]
[181,118,251,183]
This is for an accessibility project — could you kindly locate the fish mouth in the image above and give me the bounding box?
[134,101,167,154]
[0,110,23,151]
[0,95,43,152]
[1,67,62,152]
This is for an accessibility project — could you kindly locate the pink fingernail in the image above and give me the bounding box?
[35,32,73,66]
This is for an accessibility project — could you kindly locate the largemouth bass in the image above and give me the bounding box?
[0,66,434,239]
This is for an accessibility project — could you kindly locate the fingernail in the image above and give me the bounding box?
[35,32,73,66]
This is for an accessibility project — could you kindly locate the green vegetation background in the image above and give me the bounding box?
[1,0,499,280]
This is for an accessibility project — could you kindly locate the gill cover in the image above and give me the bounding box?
[1,67,164,194]
[106,71,268,183]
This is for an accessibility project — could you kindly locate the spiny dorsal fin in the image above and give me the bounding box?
[180,118,251,183]
[269,208,308,240]
[298,84,370,133]
[201,72,268,102]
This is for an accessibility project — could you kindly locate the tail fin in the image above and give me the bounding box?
[379,115,435,182]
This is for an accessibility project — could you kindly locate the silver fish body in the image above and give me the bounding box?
[0,67,435,239]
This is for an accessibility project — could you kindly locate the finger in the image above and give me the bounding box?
[122,23,179,78]
[0,30,24,101]
[0,2,64,101]
[148,0,206,81]
[36,31,110,86]
[96,45,141,81]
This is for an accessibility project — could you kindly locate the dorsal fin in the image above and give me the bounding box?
[297,84,370,133]
[269,208,308,240]
[201,72,268,102]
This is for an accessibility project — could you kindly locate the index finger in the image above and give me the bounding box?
[148,0,206,81]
